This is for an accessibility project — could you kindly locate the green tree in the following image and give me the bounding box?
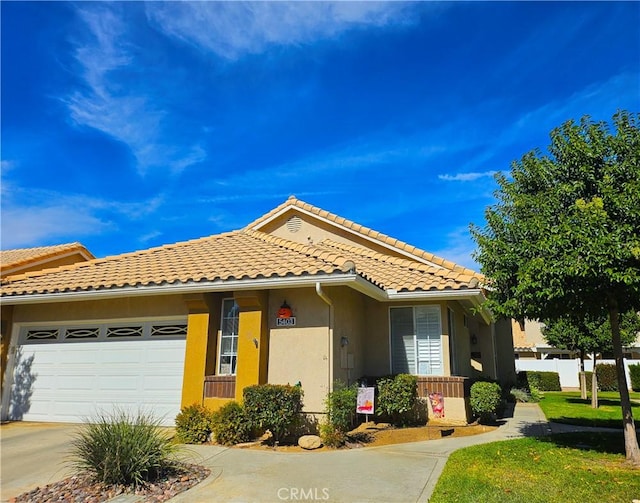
[471,111,640,465]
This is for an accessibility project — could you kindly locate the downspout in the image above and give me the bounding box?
[316,282,334,395]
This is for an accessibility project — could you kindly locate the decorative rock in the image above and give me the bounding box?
[298,435,323,450]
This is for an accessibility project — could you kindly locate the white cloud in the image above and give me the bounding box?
[0,180,166,249]
[146,2,419,60]
[139,230,163,243]
[65,5,207,176]
[438,171,498,182]
[1,205,112,249]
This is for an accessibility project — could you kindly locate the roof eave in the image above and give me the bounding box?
[0,273,370,306]
[386,288,492,323]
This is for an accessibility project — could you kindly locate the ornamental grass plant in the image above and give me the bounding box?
[69,409,178,487]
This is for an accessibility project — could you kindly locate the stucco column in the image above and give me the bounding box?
[181,294,215,408]
[234,290,269,402]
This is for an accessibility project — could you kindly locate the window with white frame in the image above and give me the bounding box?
[218,299,240,375]
[390,305,442,375]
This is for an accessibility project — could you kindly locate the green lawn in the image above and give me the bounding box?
[538,391,640,429]
[430,433,640,503]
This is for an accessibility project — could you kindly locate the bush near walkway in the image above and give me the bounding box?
[376,374,418,426]
[470,381,502,423]
[70,410,178,487]
[175,404,214,444]
[243,384,304,443]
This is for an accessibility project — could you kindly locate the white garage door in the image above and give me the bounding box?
[8,320,187,426]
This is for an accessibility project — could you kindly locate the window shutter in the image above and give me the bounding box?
[416,306,442,375]
[391,307,414,374]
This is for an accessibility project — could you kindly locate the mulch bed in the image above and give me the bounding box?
[9,463,210,503]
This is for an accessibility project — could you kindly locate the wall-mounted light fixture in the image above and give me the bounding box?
[278,301,292,319]
[253,338,259,348]
[340,336,349,347]
[471,334,478,345]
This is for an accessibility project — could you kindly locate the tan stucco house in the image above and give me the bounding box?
[513,319,640,360]
[1,197,515,425]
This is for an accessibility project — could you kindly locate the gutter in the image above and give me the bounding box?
[315,282,334,396]
[1,274,362,306]
[2,274,492,323]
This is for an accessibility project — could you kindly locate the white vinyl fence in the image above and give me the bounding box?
[515,358,638,389]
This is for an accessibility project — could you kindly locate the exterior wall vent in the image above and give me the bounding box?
[286,215,302,233]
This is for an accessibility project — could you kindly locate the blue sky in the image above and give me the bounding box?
[2,1,638,269]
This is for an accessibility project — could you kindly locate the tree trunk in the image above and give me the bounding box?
[579,350,587,400]
[608,296,640,466]
[591,352,598,409]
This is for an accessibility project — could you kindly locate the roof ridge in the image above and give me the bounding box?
[318,239,421,267]
[246,196,482,277]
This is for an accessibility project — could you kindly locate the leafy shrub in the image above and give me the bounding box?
[517,371,561,391]
[70,410,177,487]
[243,384,304,442]
[175,404,214,444]
[324,381,358,433]
[629,364,640,392]
[319,422,347,448]
[211,401,251,446]
[509,387,531,403]
[470,381,502,424]
[376,374,418,426]
[528,384,543,402]
[595,363,618,392]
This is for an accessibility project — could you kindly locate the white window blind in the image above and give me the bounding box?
[391,306,442,375]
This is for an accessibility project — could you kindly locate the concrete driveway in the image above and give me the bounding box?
[1,421,79,501]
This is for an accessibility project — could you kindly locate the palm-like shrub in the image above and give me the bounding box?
[69,410,177,487]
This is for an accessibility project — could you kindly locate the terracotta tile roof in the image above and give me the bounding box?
[315,239,481,292]
[1,242,94,276]
[246,196,481,278]
[0,231,354,297]
[1,199,483,299]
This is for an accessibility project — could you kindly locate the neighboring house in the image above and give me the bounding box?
[0,243,94,396]
[0,197,515,425]
[0,242,94,278]
[513,319,640,360]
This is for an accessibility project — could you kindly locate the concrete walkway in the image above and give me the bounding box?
[168,403,563,503]
[0,404,619,503]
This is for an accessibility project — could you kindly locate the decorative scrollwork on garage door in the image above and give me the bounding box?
[107,326,144,338]
[151,324,187,337]
[20,319,188,344]
[65,328,100,339]
[26,329,59,341]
